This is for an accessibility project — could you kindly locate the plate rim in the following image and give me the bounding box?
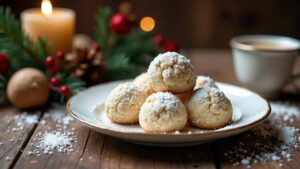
[66,81,271,137]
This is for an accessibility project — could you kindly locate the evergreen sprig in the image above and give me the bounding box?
[50,73,86,103]
[96,8,158,81]
[0,7,49,72]
[0,7,86,103]
[96,7,112,59]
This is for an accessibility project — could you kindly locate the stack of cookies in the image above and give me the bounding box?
[105,52,232,133]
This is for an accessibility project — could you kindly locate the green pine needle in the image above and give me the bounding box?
[95,7,159,80]
[96,7,112,59]
[0,7,86,103]
[49,73,86,103]
[0,7,49,72]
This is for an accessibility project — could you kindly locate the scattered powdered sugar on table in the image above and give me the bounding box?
[225,101,300,168]
[4,112,39,132]
[29,107,77,156]
[31,131,76,155]
[1,104,77,158]
[270,102,300,123]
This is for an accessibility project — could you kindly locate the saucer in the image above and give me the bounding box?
[66,80,271,147]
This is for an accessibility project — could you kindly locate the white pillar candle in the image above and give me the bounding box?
[21,0,75,54]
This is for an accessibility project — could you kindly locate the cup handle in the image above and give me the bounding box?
[290,73,300,92]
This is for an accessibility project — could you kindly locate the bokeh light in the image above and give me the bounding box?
[140,16,155,32]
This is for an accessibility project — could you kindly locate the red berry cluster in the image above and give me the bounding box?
[153,35,180,52]
[0,53,10,74]
[45,51,71,96]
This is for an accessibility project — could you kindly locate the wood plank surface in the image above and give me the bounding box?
[186,50,300,169]
[0,106,41,169]
[11,104,216,169]
[0,50,300,169]
[13,104,91,169]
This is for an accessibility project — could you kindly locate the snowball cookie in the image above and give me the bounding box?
[133,73,154,96]
[139,92,187,133]
[105,82,147,124]
[148,52,197,93]
[186,87,232,129]
[194,76,218,90]
[175,91,192,103]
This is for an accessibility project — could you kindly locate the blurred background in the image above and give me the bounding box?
[2,0,300,49]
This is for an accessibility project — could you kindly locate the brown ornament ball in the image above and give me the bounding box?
[7,68,49,109]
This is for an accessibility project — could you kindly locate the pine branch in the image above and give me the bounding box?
[58,73,86,94]
[49,73,86,103]
[0,7,49,71]
[104,52,140,80]
[96,7,112,59]
[110,29,158,65]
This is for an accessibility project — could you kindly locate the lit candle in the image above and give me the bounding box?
[21,0,75,53]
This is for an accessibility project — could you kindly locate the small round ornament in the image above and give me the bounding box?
[163,41,179,52]
[59,85,71,96]
[50,77,60,86]
[153,34,165,46]
[7,68,49,109]
[110,13,131,35]
[45,56,55,67]
[50,66,60,74]
[55,51,65,60]
[0,53,10,74]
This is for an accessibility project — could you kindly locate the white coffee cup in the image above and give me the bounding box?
[230,35,300,98]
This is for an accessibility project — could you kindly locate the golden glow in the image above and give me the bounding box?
[140,16,155,32]
[41,0,53,15]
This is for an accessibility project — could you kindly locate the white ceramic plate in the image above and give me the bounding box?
[67,80,270,147]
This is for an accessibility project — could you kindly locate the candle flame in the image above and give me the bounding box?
[41,0,52,15]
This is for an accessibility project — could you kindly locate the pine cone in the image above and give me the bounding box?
[65,46,106,85]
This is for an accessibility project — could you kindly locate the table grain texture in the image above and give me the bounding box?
[0,49,299,169]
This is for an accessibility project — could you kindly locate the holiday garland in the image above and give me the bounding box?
[0,4,179,107]
[95,7,158,80]
[0,7,86,103]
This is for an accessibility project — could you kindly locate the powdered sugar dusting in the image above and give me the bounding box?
[225,101,300,168]
[270,102,300,123]
[4,112,39,132]
[194,75,218,89]
[32,131,76,155]
[150,52,191,67]
[29,106,77,156]
[152,92,181,111]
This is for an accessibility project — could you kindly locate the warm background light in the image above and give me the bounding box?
[41,0,53,15]
[140,16,155,32]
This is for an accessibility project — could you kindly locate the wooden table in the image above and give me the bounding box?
[1,50,300,169]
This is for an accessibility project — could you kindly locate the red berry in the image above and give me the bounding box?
[50,66,60,74]
[59,85,70,96]
[153,35,165,46]
[0,53,10,73]
[45,56,55,67]
[163,41,180,52]
[110,13,131,35]
[92,43,101,52]
[50,77,60,86]
[55,51,65,60]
